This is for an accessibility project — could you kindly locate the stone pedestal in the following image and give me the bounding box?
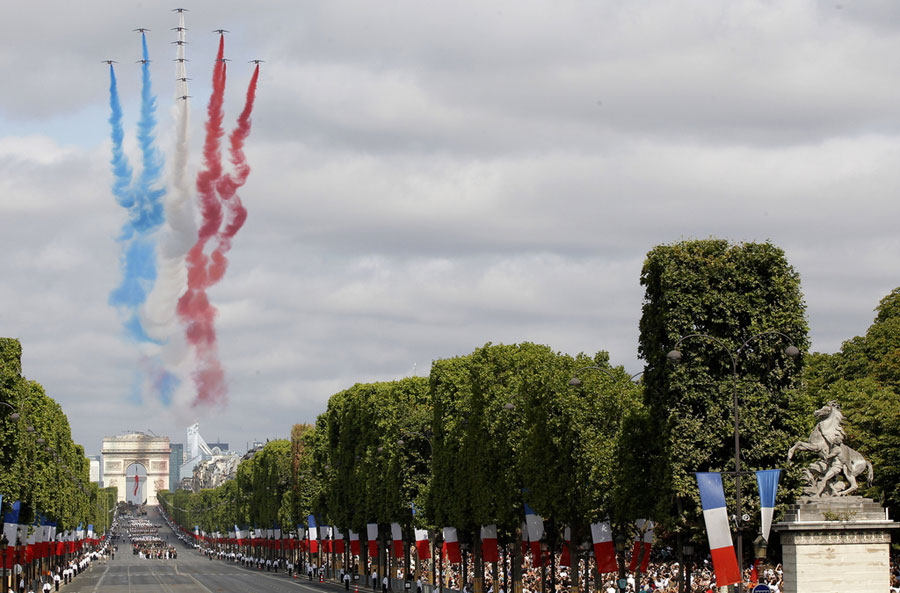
[774,497,897,593]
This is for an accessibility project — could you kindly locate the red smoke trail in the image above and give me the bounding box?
[177,36,229,406]
[208,65,259,284]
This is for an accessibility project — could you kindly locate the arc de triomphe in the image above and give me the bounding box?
[101,433,170,505]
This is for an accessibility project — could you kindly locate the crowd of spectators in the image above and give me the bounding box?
[428,549,786,593]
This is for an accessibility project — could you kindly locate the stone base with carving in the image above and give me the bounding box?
[774,497,897,593]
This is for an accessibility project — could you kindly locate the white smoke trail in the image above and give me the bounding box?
[143,12,196,392]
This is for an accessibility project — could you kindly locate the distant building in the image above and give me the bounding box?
[88,455,102,486]
[207,442,229,452]
[169,443,184,491]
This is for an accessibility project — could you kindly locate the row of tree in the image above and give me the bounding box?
[0,338,117,535]
[167,240,900,579]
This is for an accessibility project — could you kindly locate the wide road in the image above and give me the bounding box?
[66,508,345,593]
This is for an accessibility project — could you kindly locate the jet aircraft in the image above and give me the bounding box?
[136,59,151,64]
[101,60,117,64]
[173,58,189,62]
[172,26,188,32]
[133,28,150,33]
[177,95,192,101]
[172,7,189,12]
[249,60,264,64]
[212,29,229,34]
[172,40,188,45]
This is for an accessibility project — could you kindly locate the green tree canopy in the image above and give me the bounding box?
[802,287,900,515]
[637,240,808,541]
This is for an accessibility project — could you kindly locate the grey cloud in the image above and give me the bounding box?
[2,0,900,454]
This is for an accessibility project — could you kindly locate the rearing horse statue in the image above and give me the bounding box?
[787,400,873,497]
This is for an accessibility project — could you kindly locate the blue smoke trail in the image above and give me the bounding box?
[107,65,134,214]
[108,34,167,343]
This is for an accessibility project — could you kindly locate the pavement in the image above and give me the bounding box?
[63,509,354,593]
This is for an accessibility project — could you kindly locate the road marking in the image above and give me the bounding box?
[90,560,113,593]
[185,571,219,593]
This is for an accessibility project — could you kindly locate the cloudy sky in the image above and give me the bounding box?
[2,1,899,456]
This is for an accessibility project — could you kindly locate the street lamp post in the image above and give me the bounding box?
[681,543,694,593]
[667,331,799,593]
[1,534,7,593]
[613,534,627,593]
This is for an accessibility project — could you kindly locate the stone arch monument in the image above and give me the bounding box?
[101,432,170,506]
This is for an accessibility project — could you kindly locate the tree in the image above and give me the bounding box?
[429,343,646,593]
[1,338,97,530]
[802,287,900,515]
[637,240,808,547]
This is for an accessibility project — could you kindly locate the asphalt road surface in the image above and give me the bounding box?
[65,508,344,593]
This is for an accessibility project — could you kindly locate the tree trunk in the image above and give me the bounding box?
[549,537,557,593]
[567,537,579,593]
[361,533,370,588]
[492,549,499,593]
[474,529,484,593]
[513,530,523,593]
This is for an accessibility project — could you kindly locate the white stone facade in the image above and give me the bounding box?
[775,497,897,593]
[101,433,170,506]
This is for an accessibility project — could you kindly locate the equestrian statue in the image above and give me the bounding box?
[787,400,873,497]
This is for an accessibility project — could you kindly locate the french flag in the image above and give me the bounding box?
[627,520,653,572]
[2,501,20,568]
[322,526,332,553]
[414,528,430,560]
[524,503,544,567]
[590,520,617,574]
[443,527,461,563]
[560,527,571,567]
[308,515,319,553]
[481,525,498,563]
[391,523,404,558]
[367,523,379,558]
[697,472,740,587]
[349,529,360,556]
[334,529,345,554]
[756,469,780,542]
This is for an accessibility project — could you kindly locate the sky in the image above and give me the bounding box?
[2,1,899,456]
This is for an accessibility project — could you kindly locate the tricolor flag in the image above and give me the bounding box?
[414,528,430,560]
[321,525,332,553]
[590,520,617,574]
[349,529,360,556]
[481,525,498,563]
[308,515,319,553]
[2,501,21,550]
[26,523,37,563]
[756,469,781,542]
[334,529,345,554]
[391,523,404,558]
[442,527,461,563]
[627,520,653,572]
[560,527,571,567]
[367,523,379,558]
[697,472,740,587]
[524,503,544,567]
